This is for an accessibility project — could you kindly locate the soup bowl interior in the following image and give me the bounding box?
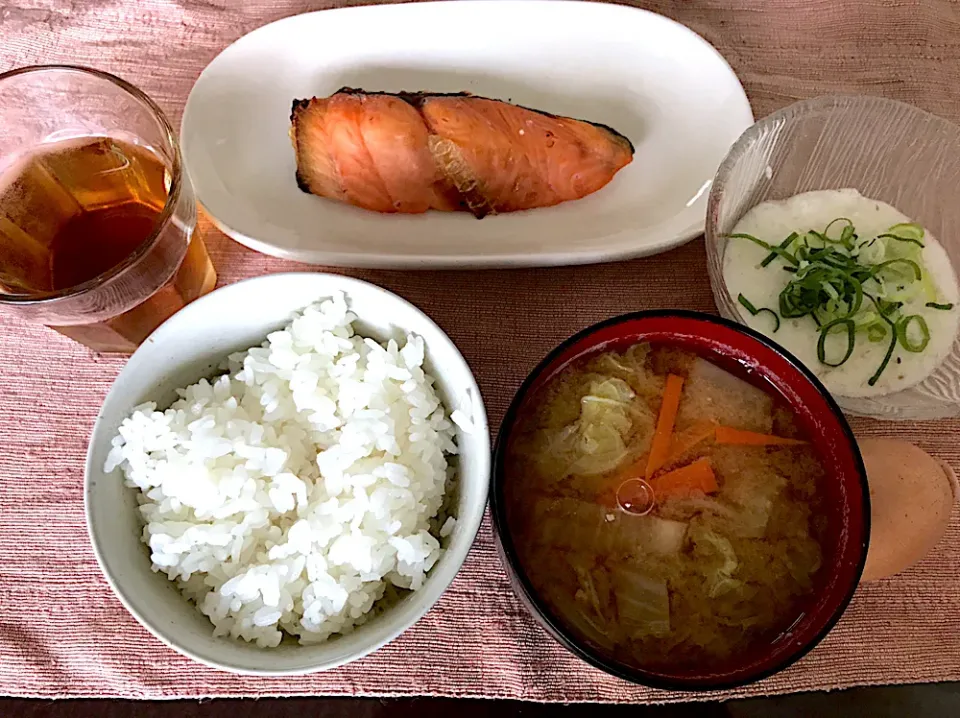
[491,310,869,690]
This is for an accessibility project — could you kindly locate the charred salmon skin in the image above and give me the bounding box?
[290,88,633,218]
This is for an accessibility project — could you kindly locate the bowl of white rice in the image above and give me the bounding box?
[84,272,490,674]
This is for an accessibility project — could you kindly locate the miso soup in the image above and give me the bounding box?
[503,343,827,671]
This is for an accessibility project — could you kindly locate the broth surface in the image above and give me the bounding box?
[504,343,826,671]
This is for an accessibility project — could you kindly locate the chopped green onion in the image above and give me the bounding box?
[840,225,856,248]
[874,232,925,248]
[888,222,924,236]
[847,276,865,315]
[867,323,888,342]
[738,293,759,314]
[896,315,930,353]
[866,295,899,386]
[817,318,856,367]
[757,309,780,332]
[854,310,880,327]
[728,232,772,250]
[887,222,925,241]
[872,258,922,281]
[824,218,856,248]
[823,218,851,235]
[738,293,780,332]
[761,232,799,268]
[727,233,800,266]
[875,298,903,317]
[730,219,938,382]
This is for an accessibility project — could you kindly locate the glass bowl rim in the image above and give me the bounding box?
[709,92,960,210]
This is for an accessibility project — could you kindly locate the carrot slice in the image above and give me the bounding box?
[664,421,716,467]
[715,425,807,446]
[648,457,718,500]
[644,374,685,479]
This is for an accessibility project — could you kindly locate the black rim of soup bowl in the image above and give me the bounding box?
[490,309,870,692]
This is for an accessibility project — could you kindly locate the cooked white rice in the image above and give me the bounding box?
[104,293,459,647]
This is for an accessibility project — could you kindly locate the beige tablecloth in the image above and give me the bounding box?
[1,0,958,703]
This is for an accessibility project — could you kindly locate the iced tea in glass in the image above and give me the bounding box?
[0,65,216,352]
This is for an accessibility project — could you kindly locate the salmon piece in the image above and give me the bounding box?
[292,92,459,213]
[290,88,633,217]
[418,95,633,217]
[357,94,462,213]
[322,93,395,213]
[291,98,346,204]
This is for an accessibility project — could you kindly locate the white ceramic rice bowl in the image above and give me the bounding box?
[84,272,490,674]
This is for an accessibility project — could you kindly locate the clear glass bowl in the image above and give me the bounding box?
[705,95,960,420]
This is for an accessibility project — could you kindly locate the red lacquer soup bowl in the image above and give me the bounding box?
[490,310,870,690]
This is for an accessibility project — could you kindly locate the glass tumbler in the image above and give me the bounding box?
[0,65,217,352]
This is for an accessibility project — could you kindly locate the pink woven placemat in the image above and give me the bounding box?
[1,0,959,703]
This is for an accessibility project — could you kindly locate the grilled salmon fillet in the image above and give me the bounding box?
[290,88,633,218]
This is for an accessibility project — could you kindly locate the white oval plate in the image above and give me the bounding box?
[182,0,753,268]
